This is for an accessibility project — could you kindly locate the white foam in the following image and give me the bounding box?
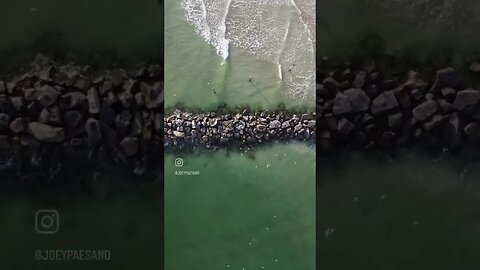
[182,0,315,100]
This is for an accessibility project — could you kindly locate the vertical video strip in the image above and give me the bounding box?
[0,0,163,268]
[165,0,315,269]
[317,1,480,269]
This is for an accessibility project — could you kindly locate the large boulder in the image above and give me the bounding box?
[333,92,352,115]
[39,106,62,124]
[430,68,462,93]
[412,101,438,121]
[27,122,65,143]
[36,85,59,107]
[344,88,370,113]
[371,91,399,115]
[61,92,87,109]
[141,82,163,110]
[452,90,480,113]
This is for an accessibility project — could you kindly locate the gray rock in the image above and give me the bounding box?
[135,92,145,107]
[173,131,185,137]
[27,122,65,143]
[36,85,59,107]
[87,87,101,114]
[10,97,24,111]
[424,115,444,131]
[338,118,355,135]
[344,88,370,112]
[141,82,163,109]
[388,112,403,129]
[394,88,411,109]
[404,71,428,91]
[74,76,92,91]
[120,137,139,156]
[61,92,87,109]
[352,71,366,88]
[307,120,316,129]
[452,90,480,112]
[64,111,83,127]
[294,123,303,132]
[24,88,37,101]
[9,118,24,133]
[333,92,352,115]
[107,91,118,106]
[39,106,62,124]
[116,110,132,133]
[371,91,399,115]
[413,101,438,121]
[256,124,267,132]
[281,121,290,129]
[269,120,281,129]
[469,62,480,73]
[410,88,424,101]
[323,77,341,92]
[465,122,480,140]
[441,87,456,100]
[438,99,454,114]
[119,90,134,108]
[430,68,462,93]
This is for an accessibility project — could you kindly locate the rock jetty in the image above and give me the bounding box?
[0,54,163,177]
[164,110,316,149]
[317,57,480,153]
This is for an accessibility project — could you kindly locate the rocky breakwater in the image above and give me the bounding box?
[0,54,164,178]
[317,58,480,154]
[164,110,316,149]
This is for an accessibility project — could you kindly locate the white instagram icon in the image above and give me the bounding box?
[174,158,184,167]
[35,209,60,234]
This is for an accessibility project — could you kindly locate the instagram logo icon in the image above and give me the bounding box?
[35,210,60,234]
[175,158,183,167]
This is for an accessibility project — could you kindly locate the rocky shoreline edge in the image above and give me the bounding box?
[0,54,164,179]
[317,57,480,154]
[164,109,316,150]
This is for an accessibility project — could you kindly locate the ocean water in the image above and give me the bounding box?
[317,153,480,269]
[165,0,315,110]
[317,0,480,268]
[165,0,316,269]
[0,0,164,268]
[165,143,315,270]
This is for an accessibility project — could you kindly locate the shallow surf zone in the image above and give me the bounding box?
[181,0,315,100]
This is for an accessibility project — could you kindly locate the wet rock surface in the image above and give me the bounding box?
[0,54,163,178]
[317,57,480,154]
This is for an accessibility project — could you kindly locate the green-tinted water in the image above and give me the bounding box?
[317,153,480,269]
[165,0,314,110]
[165,143,315,270]
[0,0,163,268]
[165,0,316,269]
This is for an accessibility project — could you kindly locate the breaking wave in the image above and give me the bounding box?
[182,0,315,100]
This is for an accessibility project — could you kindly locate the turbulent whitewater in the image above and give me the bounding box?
[181,0,315,100]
